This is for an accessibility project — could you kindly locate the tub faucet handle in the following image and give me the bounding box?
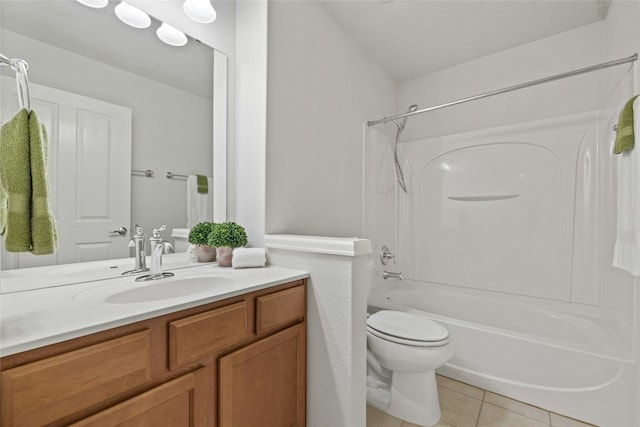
[380,245,396,265]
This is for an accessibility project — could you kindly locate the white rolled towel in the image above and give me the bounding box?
[232,247,267,269]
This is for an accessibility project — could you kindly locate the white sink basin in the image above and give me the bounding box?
[106,277,230,303]
[73,275,233,304]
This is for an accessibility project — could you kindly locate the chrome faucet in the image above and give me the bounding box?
[122,225,149,275]
[149,225,175,258]
[135,225,175,282]
[380,245,403,280]
[383,271,404,280]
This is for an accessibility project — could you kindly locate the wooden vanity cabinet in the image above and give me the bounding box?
[0,279,306,427]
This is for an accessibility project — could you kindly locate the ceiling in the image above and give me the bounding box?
[322,0,611,80]
[2,1,611,89]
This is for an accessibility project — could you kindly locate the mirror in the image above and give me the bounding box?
[0,0,225,273]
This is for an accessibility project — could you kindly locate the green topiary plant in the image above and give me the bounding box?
[188,222,216,246]
[207,221,247,249]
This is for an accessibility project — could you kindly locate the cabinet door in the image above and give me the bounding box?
[71,368,206,427]
[219,323,306,427]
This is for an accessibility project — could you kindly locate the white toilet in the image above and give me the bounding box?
[366,310,453,427]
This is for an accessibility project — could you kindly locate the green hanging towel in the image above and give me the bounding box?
[614,95,639,154]
[197,174,208,194]
[0,109,32,252]
[29,111,57,255]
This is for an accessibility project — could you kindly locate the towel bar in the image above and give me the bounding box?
[132,169,154,177]
[165,171,188,179]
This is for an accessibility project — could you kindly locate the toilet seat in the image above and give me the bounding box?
[367,310,449,347]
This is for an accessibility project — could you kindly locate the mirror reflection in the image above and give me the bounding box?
[0,0,216,271]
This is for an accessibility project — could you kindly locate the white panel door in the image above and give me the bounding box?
[1,77,132,269]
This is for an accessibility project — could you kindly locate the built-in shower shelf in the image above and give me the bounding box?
[447,194,520,202]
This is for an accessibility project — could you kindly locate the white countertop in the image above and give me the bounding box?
[0,264,309,357]
[1,253,206,293]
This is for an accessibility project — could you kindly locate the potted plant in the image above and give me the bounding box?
[188,222,217,262]
[207,221,248,267]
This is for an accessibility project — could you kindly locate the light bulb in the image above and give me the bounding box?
[183,0,217,24]
[114,2,151,29]
[75,0,108,8]
[156,23,188,47]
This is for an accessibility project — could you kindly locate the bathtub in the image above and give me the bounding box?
[368,281,636,427]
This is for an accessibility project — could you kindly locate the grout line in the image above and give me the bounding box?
[484,391,554,425]
[474,390,485,427]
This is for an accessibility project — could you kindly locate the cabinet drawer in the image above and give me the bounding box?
[1,330,152,427]
[256,284,305,335]
[169,301,248,369]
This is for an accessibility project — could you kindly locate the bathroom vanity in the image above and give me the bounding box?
[0,265,308,427]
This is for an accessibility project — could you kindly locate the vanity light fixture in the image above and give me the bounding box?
[183,0,217,24]
[156,23,188,47]
[114,2,152,29]
[75,0,108,8]
[76,0,192,48]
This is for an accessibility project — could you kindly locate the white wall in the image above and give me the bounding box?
[265,235,372,427]
[265,1,397,238]
[234,0,268,247]
[398,22,606,141]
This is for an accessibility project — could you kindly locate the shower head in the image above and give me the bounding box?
[395,104,419,133]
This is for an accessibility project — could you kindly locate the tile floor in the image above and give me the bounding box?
[367,375,597,427]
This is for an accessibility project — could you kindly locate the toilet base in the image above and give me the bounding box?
[366,369,441,427]
[367,373,391,409]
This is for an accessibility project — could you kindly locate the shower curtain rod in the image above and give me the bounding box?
[367,53,638,127]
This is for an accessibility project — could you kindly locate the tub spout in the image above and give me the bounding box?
[383,271,403,280]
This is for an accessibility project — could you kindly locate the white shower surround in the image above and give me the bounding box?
[398,111,618,306]
[365,73,638,425]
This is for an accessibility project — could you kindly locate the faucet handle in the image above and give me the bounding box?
[380,245,396,265]
[152,225,168,239]
[129,224,144,246]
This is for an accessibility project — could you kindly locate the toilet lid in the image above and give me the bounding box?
[367,310,449,345]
